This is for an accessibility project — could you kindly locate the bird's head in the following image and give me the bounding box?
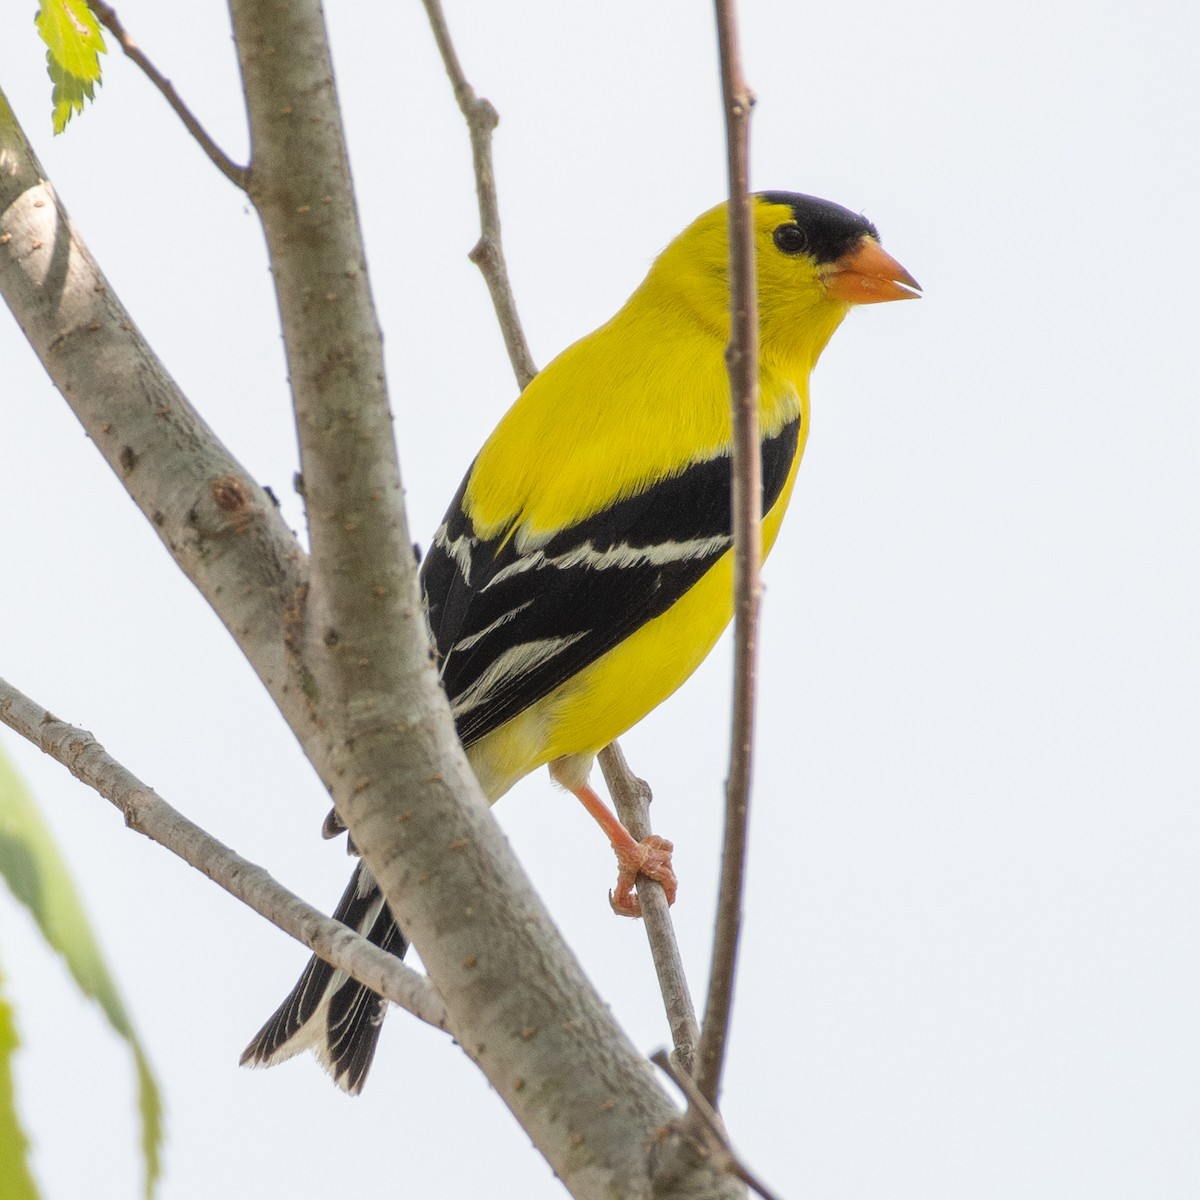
[647,191,919,373]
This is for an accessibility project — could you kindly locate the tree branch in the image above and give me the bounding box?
[421,0,707,1086]
[695,0,760,1108]
[225,5,733,1195]
[0,676,447,1030]
[85,1,249,189]
[0,88,310,736]
[651,1051,783,1200]
[420,5,704,1080]
[599,744,700,1073]
[2,15,747,1189]
[419,0,537,390]
[3,61,719,1194]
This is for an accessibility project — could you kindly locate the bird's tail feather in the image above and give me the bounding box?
[240,860,408,1095]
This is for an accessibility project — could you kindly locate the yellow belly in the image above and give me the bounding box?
[466,413,808,802]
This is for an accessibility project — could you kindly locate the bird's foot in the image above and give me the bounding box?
[609,834,677,918]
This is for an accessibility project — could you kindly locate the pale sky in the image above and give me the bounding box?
[2,2,1198,1197]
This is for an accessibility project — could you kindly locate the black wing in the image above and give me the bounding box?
[419,417,801,748]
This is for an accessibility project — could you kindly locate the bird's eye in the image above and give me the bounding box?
[773,224,809,255]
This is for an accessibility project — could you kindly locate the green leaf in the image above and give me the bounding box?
[0,962,41,1200]
[34,0,107,134]
[0,748,163,1197]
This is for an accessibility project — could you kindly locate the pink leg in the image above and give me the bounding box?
[569,781,677,918]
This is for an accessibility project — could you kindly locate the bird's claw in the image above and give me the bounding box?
[609,834,677,918]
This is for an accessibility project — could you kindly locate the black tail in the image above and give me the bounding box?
[240,861,408,1094]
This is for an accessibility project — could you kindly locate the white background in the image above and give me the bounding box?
[2,1,1198,1197]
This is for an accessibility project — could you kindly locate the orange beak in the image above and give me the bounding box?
[824,237,921,304]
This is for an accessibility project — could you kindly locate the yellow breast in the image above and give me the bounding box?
[465,387,810,802]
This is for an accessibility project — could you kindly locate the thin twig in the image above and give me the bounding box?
[420,0,704,1076]
[695,0,760,1108]
[0,675,447,1032]
[651,1050,783,1200]
[85,1,249,189]
[419,0,538,389]
[598,744,700,1074]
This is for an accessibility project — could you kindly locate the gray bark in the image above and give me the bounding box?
[0,36,742,1198]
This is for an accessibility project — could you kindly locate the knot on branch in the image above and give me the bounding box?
[469,95,499,132]
[469,235,498,270]
[211,474,255,514]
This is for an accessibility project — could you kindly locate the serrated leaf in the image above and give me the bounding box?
[0,748,162,1197]
[0,963,41,1200]
[34,0,107,133]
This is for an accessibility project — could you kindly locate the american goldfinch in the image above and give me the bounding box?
[242,191,919,1091]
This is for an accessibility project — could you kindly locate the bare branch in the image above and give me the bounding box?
[0,675,447,1030]
[225,6,731,1195]
[695,0,761,1108]
[3,13,748,1185]
[0,89,309,734]
[85,1,249,189]
[598,744,700,1073]
[651,1051,783,1200]
[2,57,740,1193]
[420,0,706,1084]
[419,0,537,389]
[420,2,706,1079]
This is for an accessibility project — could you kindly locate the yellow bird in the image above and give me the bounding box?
[243,191,919,1091]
